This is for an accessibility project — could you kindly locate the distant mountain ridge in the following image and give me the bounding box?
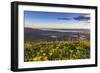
[24,27,90,41]
[25,27,90,32]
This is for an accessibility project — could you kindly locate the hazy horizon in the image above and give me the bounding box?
[24,25,90,30]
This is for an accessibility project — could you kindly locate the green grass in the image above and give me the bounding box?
[24,38,90,62]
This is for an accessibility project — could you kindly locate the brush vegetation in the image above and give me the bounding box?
[24,36,90,62]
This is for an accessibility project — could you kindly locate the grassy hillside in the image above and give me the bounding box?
[24,37,90,62]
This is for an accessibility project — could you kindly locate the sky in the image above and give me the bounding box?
[24,11,90,29]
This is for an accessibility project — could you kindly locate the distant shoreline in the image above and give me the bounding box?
[24,27,90,33]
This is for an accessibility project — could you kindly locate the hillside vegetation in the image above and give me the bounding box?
[24,37,90,62]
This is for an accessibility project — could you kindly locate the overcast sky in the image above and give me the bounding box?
[24,11,90,29]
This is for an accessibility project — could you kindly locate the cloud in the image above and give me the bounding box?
[57,17,71,20]
[74,14,90,22]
